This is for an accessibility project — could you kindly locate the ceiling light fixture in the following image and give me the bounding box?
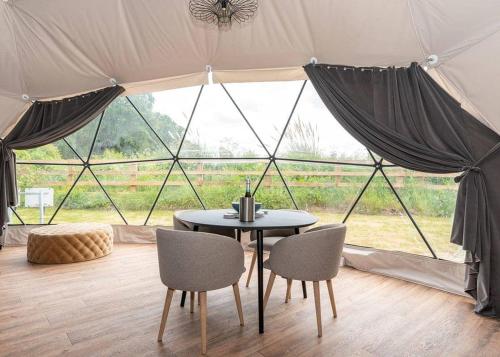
[189,0,258,28]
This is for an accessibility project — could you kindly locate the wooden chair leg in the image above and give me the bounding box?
[263,272,276,310]
[157,288,175,342]
[199,291,207,355]
[190,291,195,313]
[285,278,292,303]
[232,283,244,326]
[245,250,257,287]
[326,279,337,318]
[313,281,322,337]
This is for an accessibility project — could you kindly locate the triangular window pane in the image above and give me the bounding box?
[383,167,462,261]
[8,208,24,225]
[179,159,268,209]
[64,116,101,162]
[178,84,268,159]
[276,160,373,226]
[130,87,202,155]
[90,97,173,163]
[16,164,82,224]
[146,162,204,226]
[276,81,371,163]
[253,162,295,210]
[51,169,125,224]
[344,171,433,257]
[92,161,173,225]
[223,81,304,154]
[15,141,82,165]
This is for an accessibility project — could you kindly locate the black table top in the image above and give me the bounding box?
[175,209,318,230]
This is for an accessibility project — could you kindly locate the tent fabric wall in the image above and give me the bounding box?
[342,246,468,297]
[1,1,500,136]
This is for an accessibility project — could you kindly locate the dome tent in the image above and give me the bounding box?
[1,0,499,317]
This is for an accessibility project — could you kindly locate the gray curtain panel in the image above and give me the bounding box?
[0,85,124,234]
[304,63,500,317]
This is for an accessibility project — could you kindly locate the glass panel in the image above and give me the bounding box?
[382,167,462,262]
[15,164,83,224]
[180,160,268,209]
[133,86,202,155]
[276,160,373,225]
[276,81,370,163]
[344,171,433,257]
[146,162,204,226]
[15,142,82,165]
[8,208,24,225]
[64,116,101,161]
[223,81,304,153]
[90,97,173,163]
[253,162,295,210]
[91,161,173,225]
[51,169,125,224]
[178,84,268,158]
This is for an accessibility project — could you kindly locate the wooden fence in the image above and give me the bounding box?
[17,162,458,190]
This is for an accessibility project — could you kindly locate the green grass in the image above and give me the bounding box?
[12,207,463,263]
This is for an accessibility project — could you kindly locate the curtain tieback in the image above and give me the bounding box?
[455,166,481,183]
[454,141,500,183]
[0,139,12,163]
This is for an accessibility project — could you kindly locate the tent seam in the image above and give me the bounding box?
[434,67,497,132]
[2,4,28,96]
[439,23,500,64]
[408,0,500,65]
[406,0,427,60]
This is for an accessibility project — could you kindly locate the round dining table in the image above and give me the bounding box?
[174,209,318,334]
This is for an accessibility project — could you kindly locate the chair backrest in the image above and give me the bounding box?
[173,212,236,238]
[156,229,245,291]
[250,227,305,241]
[305,223,345,233]
[269,224,346,282]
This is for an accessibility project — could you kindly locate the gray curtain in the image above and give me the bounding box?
[0,85,124,234]
[304,63,500,317]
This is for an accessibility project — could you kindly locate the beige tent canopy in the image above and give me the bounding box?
[1,0,500,136]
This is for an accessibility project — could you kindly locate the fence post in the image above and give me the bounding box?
[395,170,404,188]
[130,163,138,192]
[197,162,204,186]
[68,166,74,186]
[335,166,341,187]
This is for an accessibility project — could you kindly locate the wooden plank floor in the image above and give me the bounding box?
[1,244,499,357]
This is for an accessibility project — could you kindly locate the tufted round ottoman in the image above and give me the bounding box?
[27,223,113,264]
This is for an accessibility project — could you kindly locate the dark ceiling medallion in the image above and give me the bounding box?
[189,0,258,28]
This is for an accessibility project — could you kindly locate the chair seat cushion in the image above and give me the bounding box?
[27,223,113,264]
[248,236,285,251]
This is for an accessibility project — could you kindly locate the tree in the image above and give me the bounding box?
[56,94,186,159]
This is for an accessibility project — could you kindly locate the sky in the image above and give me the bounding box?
[152,80,368,159]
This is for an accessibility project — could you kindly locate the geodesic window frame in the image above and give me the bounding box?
[12,80,440,258]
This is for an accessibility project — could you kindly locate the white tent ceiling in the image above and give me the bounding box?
[1,0,499,136]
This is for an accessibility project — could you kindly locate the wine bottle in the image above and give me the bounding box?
[245,177,252,198]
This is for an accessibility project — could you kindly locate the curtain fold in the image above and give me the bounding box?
[0,85,124,234]
[304,63,500,317]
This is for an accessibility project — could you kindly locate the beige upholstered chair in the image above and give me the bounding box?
[263,224,346,337]
[173,213,237,238]
[156,229,245,355]
[245,228,302,287]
